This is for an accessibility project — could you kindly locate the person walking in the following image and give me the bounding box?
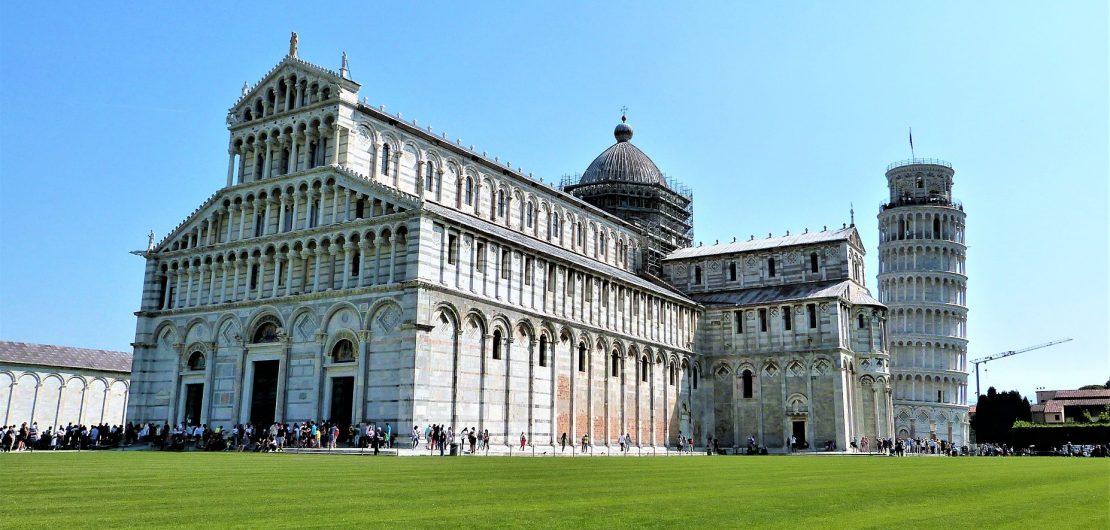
[560,432,568,452]
[411,425,420,449]
[520,432,527,451]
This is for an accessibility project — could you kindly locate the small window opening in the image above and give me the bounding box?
[492,330,503,360]
[447,234,458,265]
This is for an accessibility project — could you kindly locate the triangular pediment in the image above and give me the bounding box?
[228,55,360,120]
[153,166,417,255]
[846,226,865,251]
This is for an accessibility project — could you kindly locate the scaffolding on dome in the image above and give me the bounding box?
[561,173,694,277]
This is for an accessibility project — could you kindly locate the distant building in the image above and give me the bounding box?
[1031,389,1110,424]
[0,341,132,428]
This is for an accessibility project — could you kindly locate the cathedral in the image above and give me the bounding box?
[126,38,951,452]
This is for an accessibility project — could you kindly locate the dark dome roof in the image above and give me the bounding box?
[578,117,668,187]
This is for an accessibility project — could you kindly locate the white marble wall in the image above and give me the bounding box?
[0,364,128,429]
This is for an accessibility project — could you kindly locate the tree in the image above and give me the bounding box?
[970,387,1031,444]
[1079,384,1104,390]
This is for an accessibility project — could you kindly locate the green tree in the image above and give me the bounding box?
[971,387,1032,443]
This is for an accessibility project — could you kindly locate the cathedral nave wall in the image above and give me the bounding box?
[415,287,701,448]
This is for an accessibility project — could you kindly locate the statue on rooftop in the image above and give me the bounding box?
[289,32,299,57]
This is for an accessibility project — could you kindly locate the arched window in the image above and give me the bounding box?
[576,223,584,247]
[464,177,474,205]
[526,203,534,228]
[729,262,737,281]
[810,252,819,273]
[768,257,776,277]
[742,369,753,398]
[331,339,355,363]
[599,233,607,257]
[692,366,698,390]
[858,314,866,329]
[669,362,677,385]
[611,351,620,377]
[551,213,560,241]
[380,144,391,175]
[933,217,941,238]
[496,190,505,217]
[425,161,435,192]
[252,321,279,343]
[187,351,206,371]
[538,336,548,367]
[577,343,586,373]
[641,356,649,382]
[492,329,503,360]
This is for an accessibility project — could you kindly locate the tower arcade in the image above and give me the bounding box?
[877,159,970,444]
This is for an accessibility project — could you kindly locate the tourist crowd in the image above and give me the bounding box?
[1,422,130,451]
[7,419,1106,458]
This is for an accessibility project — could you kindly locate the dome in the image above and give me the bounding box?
[578,117,668,187]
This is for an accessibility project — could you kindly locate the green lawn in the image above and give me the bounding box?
[3,452,1107,528]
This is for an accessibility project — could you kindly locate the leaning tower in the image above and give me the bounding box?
[877,159,969,445]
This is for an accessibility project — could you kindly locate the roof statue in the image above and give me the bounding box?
[241,81,249,97]
[289,31,298,57]
[340,51,350,79]
[147,230,156,251]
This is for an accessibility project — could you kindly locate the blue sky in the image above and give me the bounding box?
[1,1,1106,399]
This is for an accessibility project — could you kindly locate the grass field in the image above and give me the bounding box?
[3,452,1107,528]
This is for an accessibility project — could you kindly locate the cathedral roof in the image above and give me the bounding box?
[664,226,859,260]
[423,202,694,303]
[0,341,132,374]
[687,280,883,308]
[577,116,669,188]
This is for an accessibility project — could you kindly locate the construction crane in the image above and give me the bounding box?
[971,338,1073,397]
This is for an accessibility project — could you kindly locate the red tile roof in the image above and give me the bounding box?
[0,341,132,373]
[1052,389,1110,399]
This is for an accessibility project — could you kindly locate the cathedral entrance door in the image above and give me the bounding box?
[249,360,279,426]
[183,383,203,426]
[329,376,354,443]
[792,420,807,450]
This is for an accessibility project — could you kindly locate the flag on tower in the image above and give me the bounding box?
[909,127,915,158]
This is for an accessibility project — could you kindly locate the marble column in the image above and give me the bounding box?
[259,255,272,299]
[341,243,354,289]
[271,255,283,298]
[312,248,323,292]
[163,271,175,309]
[231,261,242,302]
[245,257,257,301]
